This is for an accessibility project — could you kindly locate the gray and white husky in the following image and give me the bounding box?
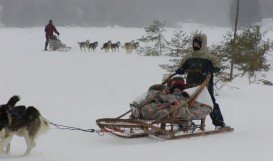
[0,96,49,156]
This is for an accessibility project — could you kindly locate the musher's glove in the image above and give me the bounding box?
[202,66,214,75]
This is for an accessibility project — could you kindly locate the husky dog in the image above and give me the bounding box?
[88,41,98,52]
[78,39,90,52]
[130,41,139,52]
[123,41,132,53]
[101,40,112,53]
[123,40,139,53]
[110,41,121,52]
[0,96,49,156]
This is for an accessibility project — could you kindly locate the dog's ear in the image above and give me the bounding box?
[7,95,21,107]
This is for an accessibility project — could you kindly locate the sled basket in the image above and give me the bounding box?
[49,36,71,52]
[96,74,234,140]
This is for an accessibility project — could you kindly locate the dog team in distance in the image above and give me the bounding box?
[78,40,139,53]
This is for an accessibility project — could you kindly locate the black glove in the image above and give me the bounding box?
[202,66,214,74]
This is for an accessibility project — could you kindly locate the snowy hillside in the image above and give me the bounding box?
[0,21,273,161]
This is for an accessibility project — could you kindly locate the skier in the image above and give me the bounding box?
[44,20,60,51]
[165,33,227,128]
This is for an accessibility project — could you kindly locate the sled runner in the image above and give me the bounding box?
[49,35,71,52]
[96,75,234,140]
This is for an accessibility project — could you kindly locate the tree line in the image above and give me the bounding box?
[0,0,270,27]
[137,19,273,92]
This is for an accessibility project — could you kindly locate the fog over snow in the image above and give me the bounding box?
[0,0,272,27]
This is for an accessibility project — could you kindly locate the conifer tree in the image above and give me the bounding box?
[165,30,192,57]
[138,19,167,56]
[234,25,271,83]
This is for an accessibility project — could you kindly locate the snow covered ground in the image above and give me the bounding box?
[0,20,273,161]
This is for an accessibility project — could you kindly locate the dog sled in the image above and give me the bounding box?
[49,35,71,52]
[96,75,234,140]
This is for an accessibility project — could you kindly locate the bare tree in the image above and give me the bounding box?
[229,0,240,80]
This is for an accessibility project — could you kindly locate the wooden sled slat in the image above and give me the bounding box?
[97,118,149,138]
[96,118,234,140]
[143,126,234,140]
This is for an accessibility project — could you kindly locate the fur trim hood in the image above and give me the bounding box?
[176,33,221,71]
[192,33,208,55]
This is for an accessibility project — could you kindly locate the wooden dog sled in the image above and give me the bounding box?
[96,75,234,140]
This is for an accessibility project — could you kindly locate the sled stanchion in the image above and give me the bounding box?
[187,74,211,106]
[116,109,131,119]
[201,118,205,131]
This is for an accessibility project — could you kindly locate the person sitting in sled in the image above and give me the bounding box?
[130,77,213,121]
[168,76,189,97]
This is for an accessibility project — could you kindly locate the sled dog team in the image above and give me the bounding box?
[77,39,139,53]
[45,20,139,53]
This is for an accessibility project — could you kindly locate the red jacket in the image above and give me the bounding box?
[45,23,59,38]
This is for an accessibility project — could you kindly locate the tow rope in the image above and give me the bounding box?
[43,117,105,136]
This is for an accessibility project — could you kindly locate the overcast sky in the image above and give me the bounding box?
[0,0,272,27]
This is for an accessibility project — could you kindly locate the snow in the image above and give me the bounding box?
[183,86,214,107]
[0,20,273,161]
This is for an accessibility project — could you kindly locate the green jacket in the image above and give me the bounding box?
[175,34,221,89]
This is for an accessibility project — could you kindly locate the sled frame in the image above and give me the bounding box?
[96,74,234,140]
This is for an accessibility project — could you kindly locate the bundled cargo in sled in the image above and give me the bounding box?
[96,74,234,140]
[48,35,71,52]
